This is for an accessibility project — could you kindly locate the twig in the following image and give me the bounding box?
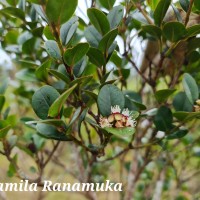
[185,0,195,26]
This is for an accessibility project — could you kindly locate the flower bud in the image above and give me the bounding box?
[114,113,123,121]
[196,99,200,106]
[108,114,114,123]
[194,105,200,112]
[115,121,124,128]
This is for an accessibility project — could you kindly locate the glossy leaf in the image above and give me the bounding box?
[87,47,105,67]
[48,69,70,84]
[0,7,25,20]
[173,92,193,112]
[142,25,162,39]
[87,8,110,35]
[173,111,200,121]
[44,40,62,60]
[99,0,115,10]
[32,85,60,119]
[107,5,124,29]
[163,22,187,42]
[36,123,72,141]
[153,0,171,26]
[46,0,78,25]
[182,73,199,104]
[48,84,77,117]
[154,106,173,131]
[97,84,125,116]
[186,25,200,38]
[63,43,89,66]
[60,16,79,45]
[98,28,118,53]
[104,127,135,143]
[167,129,188,140]
[35,59,51,81]
[155,89,176,103]
[84,25,102,48]
[179,0,189,12]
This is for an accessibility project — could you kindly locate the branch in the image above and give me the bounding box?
[185,0,195,26]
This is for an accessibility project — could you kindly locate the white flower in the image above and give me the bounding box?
[111,105,121,114]
[155,131,165,139]
[122,108,130,117]
[99,117,112,128]
[126,117,137,127]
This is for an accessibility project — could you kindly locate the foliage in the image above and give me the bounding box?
[0,0,200,199]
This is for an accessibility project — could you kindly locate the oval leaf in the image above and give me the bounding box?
[32,85,60,119]
[163,22,187,42]
[46,0,78,25]
[44,40,62,60]
[87,8,110,35]
[153,0,171,26]
[107,5,124,29]
[97,84,125,116]
[182,73,199,104]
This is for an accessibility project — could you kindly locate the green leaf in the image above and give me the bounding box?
[48,84,77,118]
[84,25,102,48]
[35,59,51,81]
[48,69,70,84]
[107,5,124,29]
[60,16,79,45]
[104,127,135,143]
[167,129,188,140]
[63,43,89,66]
[124,91,142,111]
[163,22,187,42]
[155,89,176,103]
[99,0,115,10]
[154,106,173,131]
[98,28,118,53]
[0,78,8,95]
[182,73,199,104]
[44,40,62,60]
[0,95,5,112]
[179,0,190,12]
[32,85,60,119]
[125,95,146,110]
[69,75,93,87]
[186,25,200,38]
[97,84,125,116]
[147,0,159,10]
[0,120,11,138]
[87,8,110,35]
[43,26,55,40]
[173,92,193,112]
[87,47,105,67]
[73,57,88,77]
[194,0,200,10]
[0,7,25,21]
[26,119,66,127]
[153,0,171,26]
[46,0,78,25]
[173,111,200,121]
[142,25,162,39]
[36,123,72,141]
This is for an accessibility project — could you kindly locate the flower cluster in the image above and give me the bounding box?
[194,99,200,112]
[99,105,137,128]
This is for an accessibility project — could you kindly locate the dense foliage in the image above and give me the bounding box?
[0,0,200,199]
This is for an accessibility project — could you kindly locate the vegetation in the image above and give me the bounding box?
[0,0,200,199]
